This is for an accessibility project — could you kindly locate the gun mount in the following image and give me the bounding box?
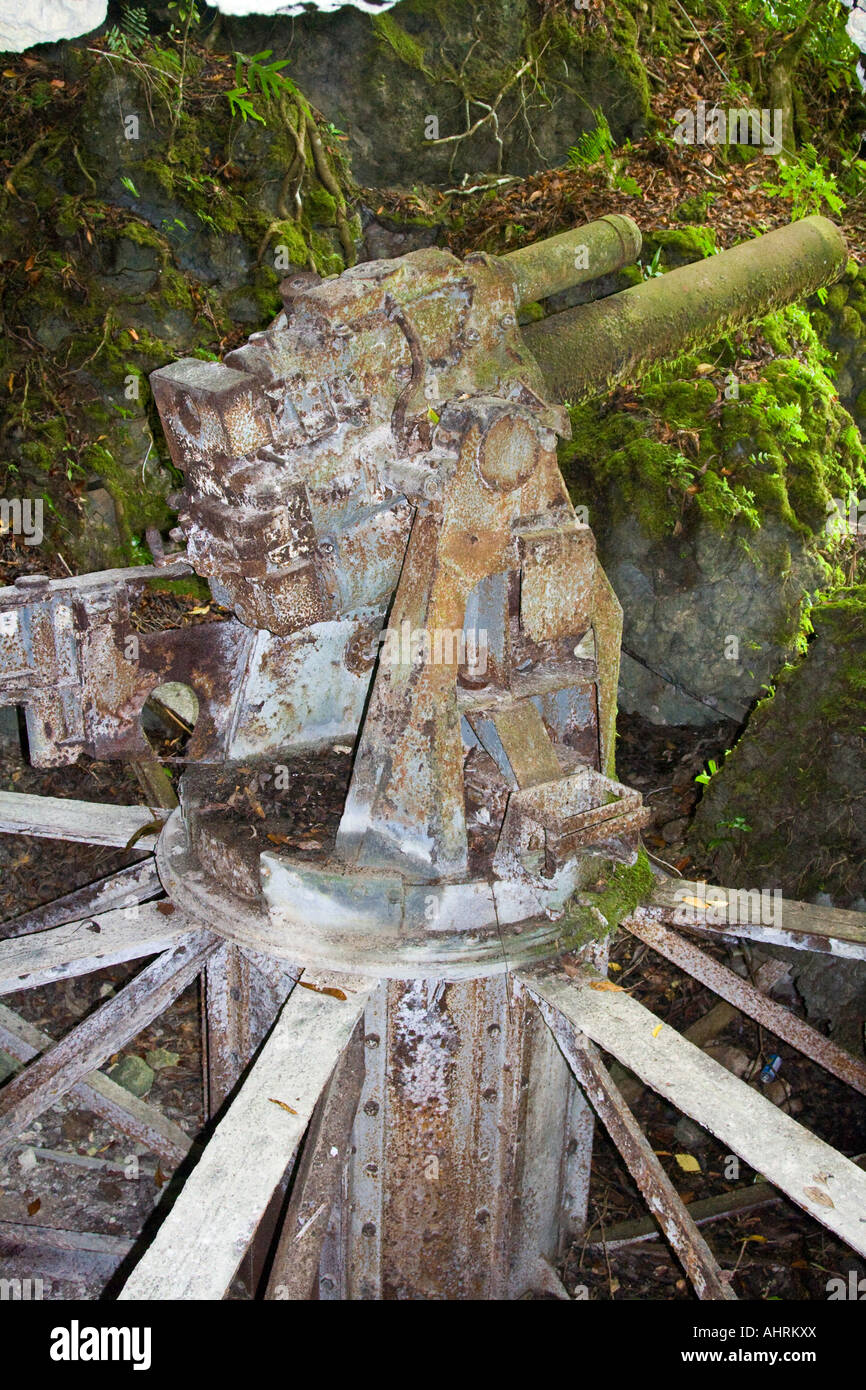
[2,213,860,1302]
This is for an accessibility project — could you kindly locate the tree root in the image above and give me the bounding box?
[304,113,356,266]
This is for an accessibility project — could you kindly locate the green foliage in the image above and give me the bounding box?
[167,0,201,35]
[106,4,149,53]
[763,144,845,219]
[695,753,731,787]
[731,0,858,91]
[568,110,615,170]
[639,246,663,280]
[227,50,295,126]
[752,380,808,442]
[614,173,643,197]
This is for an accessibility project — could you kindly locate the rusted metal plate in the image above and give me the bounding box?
[341,974,589,1299]
[624,909,866,1097]
[494,767,649,882]
[466,699,561,788]
[265,1021,366,1300]
[518,523,595,644]
[203,941,292,1118]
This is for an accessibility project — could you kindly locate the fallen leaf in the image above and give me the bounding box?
[27,1198,41,1216]
[675,1153,701,1172]
[299,981,347,1001]
[154,1165,166,1188]
[269,1097,298,1115]
[804,1186,835,1208]
[156,901,175,915]
[608,961,622,972]
[589,979,625,992]
[652,1022,663,1038]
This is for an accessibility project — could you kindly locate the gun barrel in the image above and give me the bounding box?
[498,214,642,304]
[521,215,846,404]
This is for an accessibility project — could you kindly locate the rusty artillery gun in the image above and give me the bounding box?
[2,212,866,1302]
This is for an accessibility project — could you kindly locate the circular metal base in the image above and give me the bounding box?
[157,807,592,979]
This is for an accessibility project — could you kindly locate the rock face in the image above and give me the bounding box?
[809,258,866,442]
[560,232,865,727]
[0,35,359,571]
[220,0,650,185]
[689,586,866,1056]
[603,515,828,727]
[690,585,866,908]
[0,2,649,572]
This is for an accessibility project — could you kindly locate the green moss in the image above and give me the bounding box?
[839,306,862,339]
[559,849,657,947]
[675,191,716,224]
[650,226,717,267]
[517,300,546,324]
[592,848,657,930]
[372,12,435,77]
[561,303,865,549]
[304,186,337,225]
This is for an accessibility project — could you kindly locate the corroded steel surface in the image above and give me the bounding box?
[2,214,864,1303]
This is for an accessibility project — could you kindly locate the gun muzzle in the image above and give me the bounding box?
[498,213,642,305]
[520,214,846,404]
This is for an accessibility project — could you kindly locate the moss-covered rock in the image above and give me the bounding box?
[558,230,865,726]
[688,585,866,1055]
[690,585,866,905]
[809,259,866,439]
[220,0,650,186]
[0,33,357,571]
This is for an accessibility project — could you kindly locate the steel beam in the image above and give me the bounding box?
[625,909,866,1096]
